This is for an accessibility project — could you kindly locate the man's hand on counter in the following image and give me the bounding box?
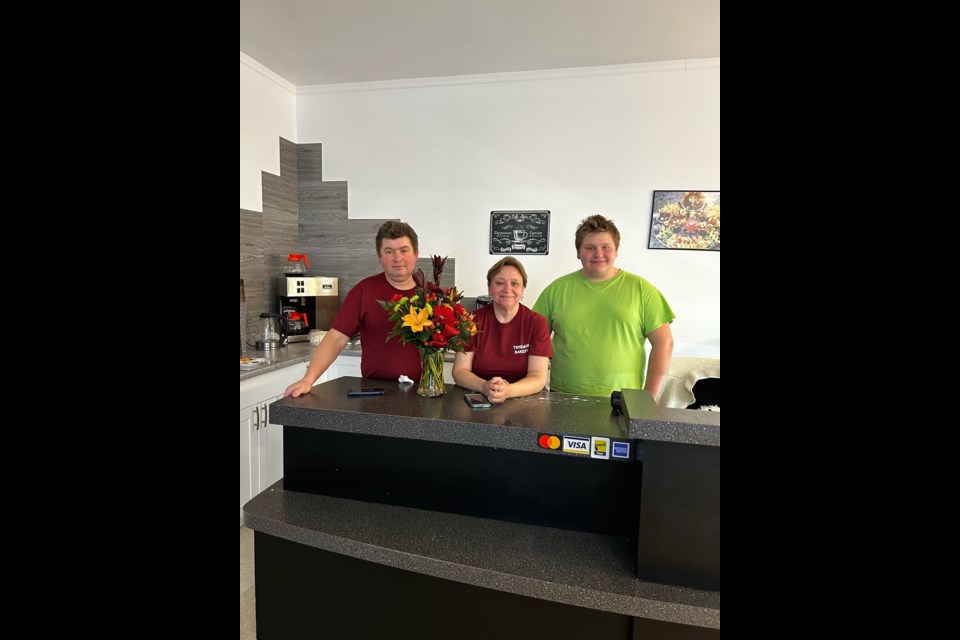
[284,379,314,398]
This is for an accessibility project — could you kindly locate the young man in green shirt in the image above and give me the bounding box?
[533,215,675,398]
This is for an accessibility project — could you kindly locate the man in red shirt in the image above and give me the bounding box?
[284,221,422,397]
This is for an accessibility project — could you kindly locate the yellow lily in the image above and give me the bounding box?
[401,306,434,333]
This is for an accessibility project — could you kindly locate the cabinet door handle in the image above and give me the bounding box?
[252,405,260,430]
[260,404,268,427]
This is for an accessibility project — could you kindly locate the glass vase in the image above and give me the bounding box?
[418,348,446,397]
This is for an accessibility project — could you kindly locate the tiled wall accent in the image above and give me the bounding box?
[261,137,299,307]
[240,138,299,341]
[240,138,457,344]
[239,208,263,346]
[296,143,455,307]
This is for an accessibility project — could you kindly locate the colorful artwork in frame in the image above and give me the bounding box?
[648,191,720,251]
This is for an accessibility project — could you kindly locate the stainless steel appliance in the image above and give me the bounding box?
[278,276,340,342]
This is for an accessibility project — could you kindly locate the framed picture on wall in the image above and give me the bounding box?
[648,191,720,251]
[489,211,549,254]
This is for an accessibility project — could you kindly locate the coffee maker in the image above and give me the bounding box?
[278,277,340,342]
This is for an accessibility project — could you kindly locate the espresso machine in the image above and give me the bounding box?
[278,276,339,342]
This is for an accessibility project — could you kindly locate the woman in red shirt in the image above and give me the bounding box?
[452,257,552,404]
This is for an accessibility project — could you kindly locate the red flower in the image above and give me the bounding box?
[427,332,448,348]
[434,305,455,323]
[440,323,460,338]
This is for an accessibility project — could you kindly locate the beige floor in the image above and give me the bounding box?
[240,526,256,640]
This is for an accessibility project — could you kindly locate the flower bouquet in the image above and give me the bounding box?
[378,255,477,396]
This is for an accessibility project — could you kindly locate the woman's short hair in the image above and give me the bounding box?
[487,257,528,287]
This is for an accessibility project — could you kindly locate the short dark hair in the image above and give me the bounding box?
[486,257,528,287]
[375,221,419,255]
[575,215,621,252]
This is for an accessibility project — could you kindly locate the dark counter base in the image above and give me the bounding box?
[255,531,717,640]
[636,442,721,591]
[284,426,642,538]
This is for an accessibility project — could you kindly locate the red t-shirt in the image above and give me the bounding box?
[468,304,553,382]
[332,273,421,382]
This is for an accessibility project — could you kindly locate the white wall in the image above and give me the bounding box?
[240,53,297,212]
[297,61,719,357]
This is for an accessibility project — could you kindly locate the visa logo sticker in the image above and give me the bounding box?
[562,436,590,454]
[591,437,610,459]
[611,441,631,459]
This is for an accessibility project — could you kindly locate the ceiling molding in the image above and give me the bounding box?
[685,58,721,71]
[298,58,719,95]
[240,52,296,94]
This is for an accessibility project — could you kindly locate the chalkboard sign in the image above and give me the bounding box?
[489,211,550,255]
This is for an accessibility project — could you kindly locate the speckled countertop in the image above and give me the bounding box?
[622,389,720,446]
[239,341,457,381]
[244,482,720,628]
[270,376,719,451]
[271,376,627,455]
[239,342,356,381]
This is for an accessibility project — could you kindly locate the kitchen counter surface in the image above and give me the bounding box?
[240,341,354,381]
[270,376,719,454]
[240,341,458,381]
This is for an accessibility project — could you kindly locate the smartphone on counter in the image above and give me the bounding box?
[463,393,491,408]
[347,388,385,396]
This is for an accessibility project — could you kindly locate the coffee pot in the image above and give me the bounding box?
[256,312,287,350]
[283,253,310,276]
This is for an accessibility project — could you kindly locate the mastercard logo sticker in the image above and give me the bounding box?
[537,434,561,450]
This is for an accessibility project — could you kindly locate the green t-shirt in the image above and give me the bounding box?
[533,270,675,396]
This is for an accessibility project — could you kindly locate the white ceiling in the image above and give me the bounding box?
[240,0,720,86]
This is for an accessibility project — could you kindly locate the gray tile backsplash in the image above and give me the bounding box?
[239,208,263,346]
[241,138,457,340]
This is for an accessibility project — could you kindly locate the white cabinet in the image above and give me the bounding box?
[262,397,285,488]
[240,402,274,523]
[240,363,309,524]
[240,399,286,500]
[241,401,276,525]
[330,356,361,380]
[239,406,254,519]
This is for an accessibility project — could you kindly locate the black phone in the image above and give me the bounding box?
[464,393,491,408]
[347,388,385,396]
